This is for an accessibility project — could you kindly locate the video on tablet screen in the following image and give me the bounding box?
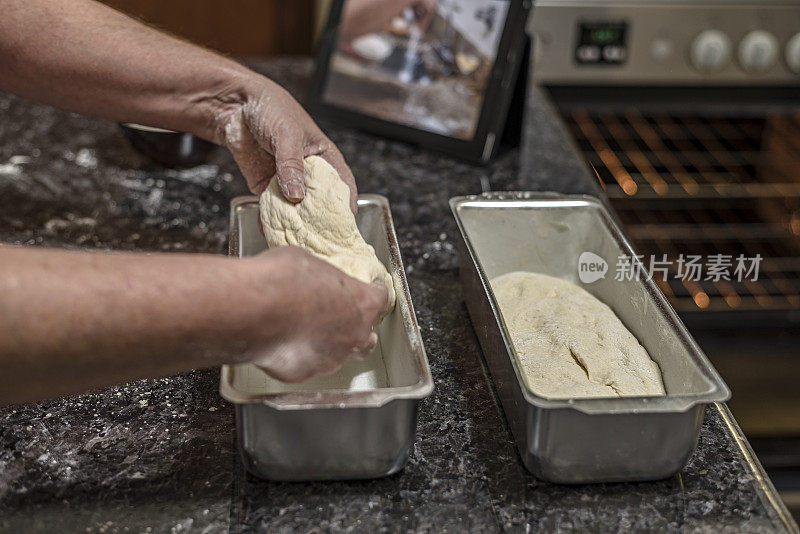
[322,0,511,140]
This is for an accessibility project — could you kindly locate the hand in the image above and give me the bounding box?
[412,0,437,32]
[241,247,389,383]
[217,76,359,214]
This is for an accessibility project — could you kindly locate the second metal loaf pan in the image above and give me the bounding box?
[451,192,730,484]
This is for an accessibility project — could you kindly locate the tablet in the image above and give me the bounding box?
[307,0,531,164]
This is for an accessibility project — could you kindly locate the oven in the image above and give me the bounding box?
[528,0,800,516]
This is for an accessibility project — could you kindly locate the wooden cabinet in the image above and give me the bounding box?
[101,0,315,56]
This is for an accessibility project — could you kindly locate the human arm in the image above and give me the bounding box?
[0,245,387,406]
[0,0,358,211]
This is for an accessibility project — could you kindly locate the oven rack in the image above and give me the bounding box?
[564,109,800,325]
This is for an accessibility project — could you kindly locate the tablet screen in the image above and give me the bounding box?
[321,0,512,141]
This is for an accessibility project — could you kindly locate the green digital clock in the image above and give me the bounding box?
[590,27,621,45]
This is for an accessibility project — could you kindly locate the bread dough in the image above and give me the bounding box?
[455,53,480,75]
[351,33,394,62]
[490,271,665,399]
[259,155,395,316]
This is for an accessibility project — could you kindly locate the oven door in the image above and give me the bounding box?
[543,83,800,517]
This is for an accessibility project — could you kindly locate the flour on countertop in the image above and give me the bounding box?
[0,155,29,175]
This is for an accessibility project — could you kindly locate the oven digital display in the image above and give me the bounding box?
[575,22,628,65]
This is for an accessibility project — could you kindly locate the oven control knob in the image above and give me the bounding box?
[690,30,732,73]
[738,30,779,73]
[786,33,800,74]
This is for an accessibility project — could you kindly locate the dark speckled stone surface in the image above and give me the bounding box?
[0,58,796,533]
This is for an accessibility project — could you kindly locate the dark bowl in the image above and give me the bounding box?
[120,123,217,168]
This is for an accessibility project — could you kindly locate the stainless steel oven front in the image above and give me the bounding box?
[526,0,800,518]
[529,0,800,86]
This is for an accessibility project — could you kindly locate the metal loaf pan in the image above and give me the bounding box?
[221,195,432,481]
[450,192,730,484]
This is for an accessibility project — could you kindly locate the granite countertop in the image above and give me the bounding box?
[0,58,796,533]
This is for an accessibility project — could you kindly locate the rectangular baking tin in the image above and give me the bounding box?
[221,195,432,481]
[450,192,730,483]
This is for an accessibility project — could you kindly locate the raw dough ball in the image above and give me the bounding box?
[490,271,665,399]
[351,33,393,62]
[259,155,395,317]
[455,53,480,75]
